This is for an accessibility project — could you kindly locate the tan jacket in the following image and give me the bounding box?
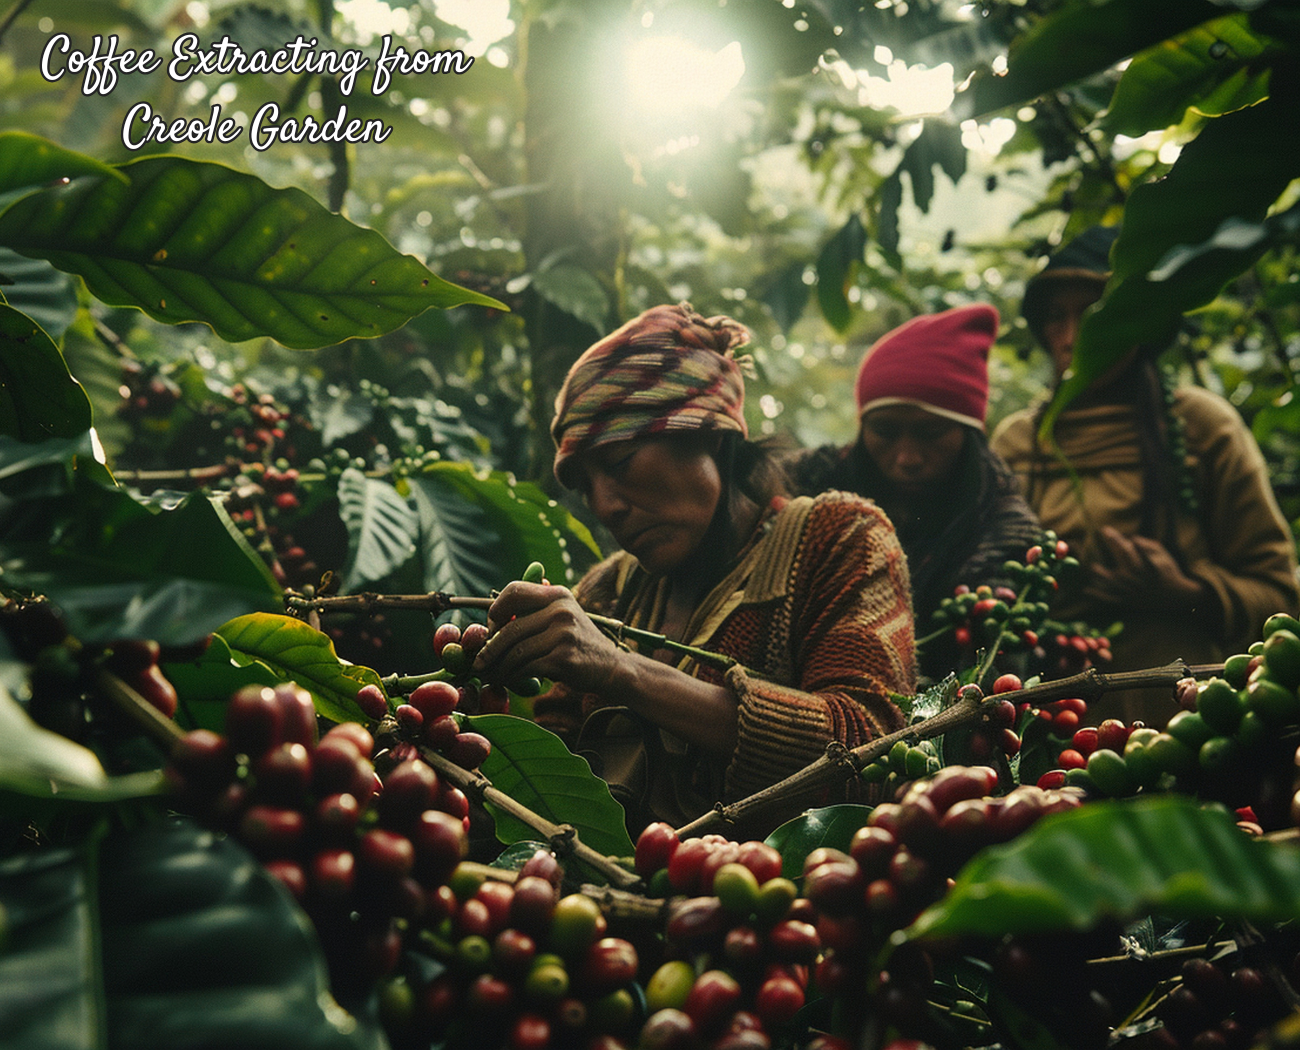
[992,385,1299,689]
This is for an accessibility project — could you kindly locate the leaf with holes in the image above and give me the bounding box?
[470,714,636,865]
[0,153,505,350]
[337,467,418,591]
[216,613,382,724]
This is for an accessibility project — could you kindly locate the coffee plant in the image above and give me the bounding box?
[6,32,1300,1045]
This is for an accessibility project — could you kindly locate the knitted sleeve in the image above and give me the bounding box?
[724,493,914,801]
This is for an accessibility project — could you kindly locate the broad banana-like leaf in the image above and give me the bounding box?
[0,152,505,350]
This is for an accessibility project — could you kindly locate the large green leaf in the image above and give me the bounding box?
[1045,89,1300,433]
[60,818,375,1050]
[1104,13,1275,136]
[904,796,1300,942]
[0,832,103,1048]
[0,305,93,441]
[336,467,418,592]
[0,248,79,339]
[765,805,874,880]
[0,155,505,350]
[0,130,123,196]
[164,633,283,735]
[0,682,166,803]
[407,461,600,598]
[0,470,282,646]
[471,713,636,863]
[963,0,1225,118]
[216,613,381,724]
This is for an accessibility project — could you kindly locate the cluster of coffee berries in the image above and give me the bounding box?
[1140,955,1295,1050]
[220,385,303,463]
[101,638,180,718]
[387,858,647,1050]
[356,679,495,773]
[116,358,181,420]
[166,683,474,998]
[630,825,822,1048]
[929,534,1071,644]
[930,534,1110,678]
[799,768,1084,1044]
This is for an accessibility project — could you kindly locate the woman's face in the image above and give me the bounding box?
[575,433,723,574]
[1039,280,1105,379]
[858,403,966,498]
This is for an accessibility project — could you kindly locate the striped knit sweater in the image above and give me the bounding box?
[533,491,915,829]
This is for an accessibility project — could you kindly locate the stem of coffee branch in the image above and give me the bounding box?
[414,741,643,891]
[287,590,745,674]
[674,660,1221,838]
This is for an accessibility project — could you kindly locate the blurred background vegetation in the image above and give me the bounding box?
[5,0,1299,532]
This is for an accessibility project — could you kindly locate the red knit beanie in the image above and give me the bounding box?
[854,303,998,429]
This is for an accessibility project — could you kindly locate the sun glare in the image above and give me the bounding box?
[622,35,746,123]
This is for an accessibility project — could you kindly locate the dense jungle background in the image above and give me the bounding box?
[7,2,1300,1050]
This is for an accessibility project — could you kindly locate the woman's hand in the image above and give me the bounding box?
[1084,526,1210,613]
[472,581,623,695]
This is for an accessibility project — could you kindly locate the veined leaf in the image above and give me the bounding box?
[904,796,1300,942]
[0,130,123,196]
[963,0,1224,118]
[1104,13,1275,135]
[0,155,506,350]
[0,470,282,645]
[164,633,283,735]
[0,834,102,1047]
[471,713,636,865]
[407,460,600,599]
[217,613,381,724]
[0,247,79,339]
[0,682,167,802]
[92,819,377,1049]
[766,805,874,880]
[337,467,418,591]
[0,304,93,441]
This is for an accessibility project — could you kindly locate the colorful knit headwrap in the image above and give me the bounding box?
[551,303,751,489]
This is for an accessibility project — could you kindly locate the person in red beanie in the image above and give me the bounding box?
[783,303,1041,683]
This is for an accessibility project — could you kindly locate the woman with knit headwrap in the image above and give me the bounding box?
[472,303,915,834]
[991,226,1300,724]
[781,304,1042,684]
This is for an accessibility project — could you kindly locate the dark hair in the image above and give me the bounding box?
[694,431,790,576]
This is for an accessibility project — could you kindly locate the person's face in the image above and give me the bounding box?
[575,433,723,574]
[858,403,967,498]
[1039,280,1105,379]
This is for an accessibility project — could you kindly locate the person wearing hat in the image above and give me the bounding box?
[781,303,1042,684]
[473,303,915,833]
[991,226,1300,722]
